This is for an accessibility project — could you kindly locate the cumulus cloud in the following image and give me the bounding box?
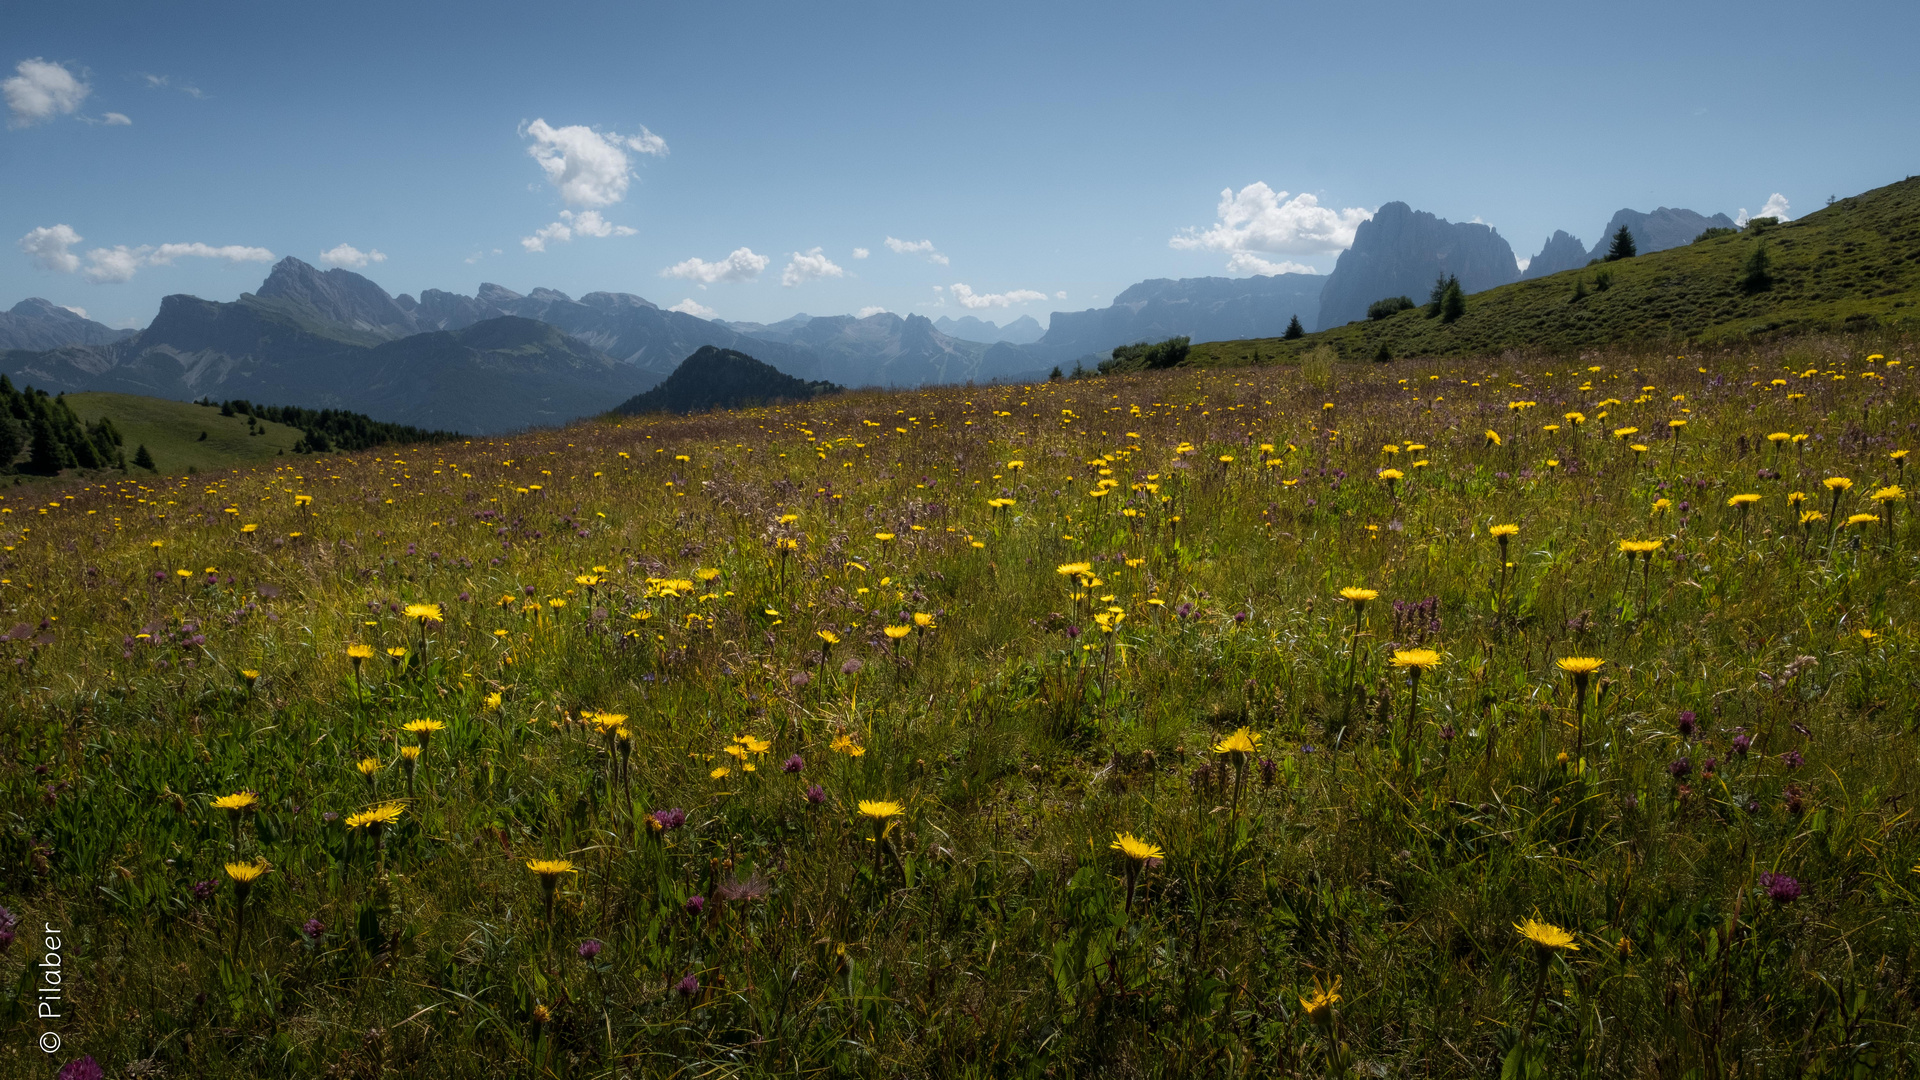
[4,59,89,127]
[852,247,869,259]
[75,241,273,283]
[1735,193,1792,227]
[949,283,1048,310]
[521,118,666,209]
[101,112,130,126]
[19,224,83,273]
[61,305,86,318]
[1171,183,1372,264]
[884,236,948,265]
[662,247,770,284]
[668,298,717,318]
[1055,291,1066,299]
[1225,251,1317,276]
[857,305,889,318]
[319,243,387,269]
[782,248,845,287]
[520,209,636,253]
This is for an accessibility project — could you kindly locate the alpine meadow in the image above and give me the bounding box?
[3,331,1919,1077]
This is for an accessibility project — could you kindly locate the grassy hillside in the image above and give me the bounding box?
[1190,174,1920,366]
[5,336,1920,1076]
[64,392,304,473]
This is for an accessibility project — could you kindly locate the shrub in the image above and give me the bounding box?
[1742,240,1774,294]
[1367,296,1416,321]
[1694,227,1738,243]
[1098,337,1191,376]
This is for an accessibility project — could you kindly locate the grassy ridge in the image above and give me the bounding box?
[1191,175,1920,366]
[63,392,304,474]
[3,335,1920,1076]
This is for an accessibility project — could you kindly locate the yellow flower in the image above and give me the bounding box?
[913,612,935,628]
[1800,510,1827,526]
[346,643,374,661]
[1847,512,1880,527]
[1377,468,1403,481]
[733,734,772,754]
[356,757,380,777]
[211,792,260,812]
[345,802,405,829]
[695,568,721,582]
[1556,657,1605,676]
[1110,832,1163,861]
[1871,485,1905,502]
[403,718,446,739]
[1213,726,1261,755]
[710,765,731,780]
[224,860,271,884]
[1514,917,1579,952]
[1767,432,1791,444]
[1824,477,1853,492]
[1389,648,1440,671]
[874,532,896,542]
[1057,561,1093,578]
[1612,427,1638,440]
[1484,429,1502,447]
[403,603,443,623]
[525,859,577,878]
[1339,586,1378,604]
[386,646,409,659]
[400,746,422,763]
[483,691,503,710]
[830,734,866,757]
[1727,493,1761,507]
[857,799,903,820]
[1489,523,1519,539]
[816,630,841,646]
[1299,975,1342,1023]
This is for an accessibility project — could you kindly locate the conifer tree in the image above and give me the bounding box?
[132,444,156,471]
[1283,315,1305,340]
[1605,225,1637,261]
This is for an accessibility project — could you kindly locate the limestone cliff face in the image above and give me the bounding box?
[1586,207,1736,261]
[1521,230,1591,280]
[1315,203,1519,330]
[0,298,135,351]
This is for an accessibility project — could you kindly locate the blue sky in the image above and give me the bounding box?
[4,0,1916,331]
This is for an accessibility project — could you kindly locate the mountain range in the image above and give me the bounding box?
[0,196,1741,433]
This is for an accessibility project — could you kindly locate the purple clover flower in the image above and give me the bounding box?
[57,1058,104,1080]
[804,783,827,805]
[1676,711,1696,738]
[675,973,700,998]
[685,895,705,916]
[1782,750,1804,769]
[782,754,804,774]
[1667,757,1692,780]
[1759,872,1802,905]
[301,918,324,940]
[1731,733,1751,757]
[650,808,686,831]
[578,938,604,960]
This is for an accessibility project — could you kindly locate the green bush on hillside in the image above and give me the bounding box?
[1098,336,1191,375]
[1367,296,1416,321]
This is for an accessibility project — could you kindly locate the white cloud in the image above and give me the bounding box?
[949,283,1048,310]
[857,305,889,318]
[668,298,717,318]
[19,224,83,273]
[4,59,89,128]
[1171,183,1372,257]
[60,305,85,318]
[319,243,387,269]
[520,209,636,252]
[1515,256,1532,273]
[521,118,665,209]
[662,246,770,283]
[1735,193,1792,227]
[782,247,845,287]
[1225,251,1317,276]
[37,239,274,284]
[1055,291,1066,299]
[884,236,948,265]
[852,247,870,259]
[101,112,130,126]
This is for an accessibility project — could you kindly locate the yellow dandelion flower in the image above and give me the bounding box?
[1213,726,1261,755]
[1109,832,1163,861]
[211,792,260,812]
[857,799,903,819]
[224,860,271,884]
[1389,648,1440,670]
[1556,657,1605,675]
[1514,917,1579,952]
[403,603,443,623]
[1339,586,1378,604]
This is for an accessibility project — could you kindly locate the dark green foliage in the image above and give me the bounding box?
[1049,366,1063,381]
[1593,269,1614,292]
[1373,340,1392,362]
[1606,225,1638,261]
[0,376,127,475]
[615,346,842,415]
[197,396,458,453]
[1440,278,1467,323]
[1367,296,1416,321]
[1425,275,1457,317]
[1742,240,1774,294]
[1097,336,1191,375]
[1571,277,1589,302]
[1283,314,1305,339]
[1694,226,1738,243]
[131,443,155,471]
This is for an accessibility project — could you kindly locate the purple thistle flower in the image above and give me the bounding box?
[804,783,827,805]
[1667,757,1692,780]
[675,973,700,998]
[1676,711,1696,738]
[577,938,604,960]
[1759,872,1802,905]
[1731,733,1751,757]
[301,918,325,940]
[1782,749,1804,770]
[782,754,804,774]
[1259,757,1277,787]
[650,808,686,831]
[839,657,864,675]
[1065,625,1081,640]
[191,880,217,902]
[57,1058,104,1080]
[685,895,705,916]
[1233,611,1249,624]
[0,906,15,952]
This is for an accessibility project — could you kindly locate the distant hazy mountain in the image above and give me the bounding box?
[1521,231,1591,280]
[0,299,137,351]
[1587,207,1736,261]
[1315,203,1519,330]
[615,346,841,415]
[0,287,650,434]
[934,314,1045,345]
[749,312,1022,387]
[1027,274,1325,366]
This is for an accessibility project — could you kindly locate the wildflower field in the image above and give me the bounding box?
[5,337,1920,1078]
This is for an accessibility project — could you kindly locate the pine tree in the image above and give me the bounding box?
[1440,278,1466,323]
[26,416,64,475]
[1283,315,1305,340]
[132,444,156,471]
[1605,225,1637,261]
[1426,275,1451,317]
[1741,240,1773,294]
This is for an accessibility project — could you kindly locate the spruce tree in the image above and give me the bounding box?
[132,444,156,471]
[26,416,64,475]
[1605,225,1637,261]
[1283,315,1305,340]
[1440,277,1466,323]
[1741,240,1773,294]
[1426,275,1451,317]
